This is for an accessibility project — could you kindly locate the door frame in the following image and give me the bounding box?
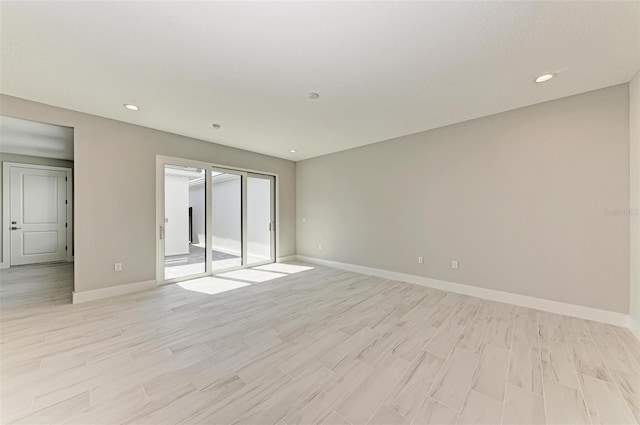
[1,162,74,269]
[210,166,247,274]
[246,172,276,268]
[157,158,211,285]
[155,155,279,285]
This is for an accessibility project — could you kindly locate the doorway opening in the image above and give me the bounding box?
[158,156,276,285]
[0,115,74,306]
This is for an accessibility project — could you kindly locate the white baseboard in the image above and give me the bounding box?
[296,255,632,329]
[72,279,157,304]
[277,255,297,263]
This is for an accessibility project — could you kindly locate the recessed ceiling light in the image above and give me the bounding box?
[534,73,556,83]
[289,149,297,153]
[212,124,221,129]
[308,93,320,100]
[124,104,139,111]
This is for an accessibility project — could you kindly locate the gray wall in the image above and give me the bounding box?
[630,71,640,328]
[0,153,75,264]
[297,84,630,314]
[0,94,296,293]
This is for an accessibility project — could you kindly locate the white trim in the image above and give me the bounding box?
[630,317,640,341]
[72,279,157,304]
[2,162,73,269]
[241,170,248,267]
[275,174,281,262]
[156,154,278,180]
[296,255,632,329]
[156,156,164,284]
[247,172,277,264]
[157,156,214,285]
[0,162,8,269]
[277,255,297,263]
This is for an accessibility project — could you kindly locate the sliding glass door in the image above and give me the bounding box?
[247,174,275,266]
[163,164,207,281]
[211,168,243,271]
[158,157,276,284]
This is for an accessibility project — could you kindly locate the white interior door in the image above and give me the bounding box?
[10,167,68,265]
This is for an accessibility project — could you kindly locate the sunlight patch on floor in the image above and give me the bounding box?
[252,263,314,274]
[177,277,250,295]
[216,269,288,283]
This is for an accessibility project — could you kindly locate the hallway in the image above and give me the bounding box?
[0,262,73,309]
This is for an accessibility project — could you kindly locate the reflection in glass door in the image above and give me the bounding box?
[163,164,206,280]
[211,169,243,271]
[247,174,275,266]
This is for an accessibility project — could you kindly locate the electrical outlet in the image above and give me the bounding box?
[418,256,424,264]
[318,244,323,251]
[451,260,459,270]
[114,263,122,272]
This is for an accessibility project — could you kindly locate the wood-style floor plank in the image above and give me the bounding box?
[1,262,638,424]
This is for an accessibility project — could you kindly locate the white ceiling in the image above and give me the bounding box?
[0,116,74,160]
[1,2,638,161]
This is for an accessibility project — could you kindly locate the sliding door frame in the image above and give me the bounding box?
[210,166,247,273]
[156,155,278,285]
[156,157,211,285]
[246,172,276,267]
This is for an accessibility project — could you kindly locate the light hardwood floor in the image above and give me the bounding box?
[1,262,638,425]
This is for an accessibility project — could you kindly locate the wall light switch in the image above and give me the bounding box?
[318,244,323,251]
[114,263,122,272]
[302,217,306,223]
